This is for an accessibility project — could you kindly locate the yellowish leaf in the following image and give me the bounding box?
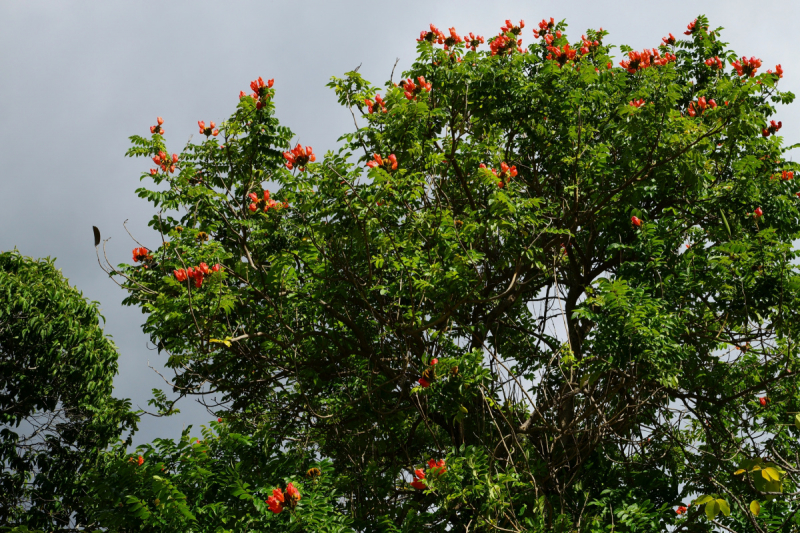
[717,499,730,517]
[705,500,720,520]
[750,500,761,516]
[762,467,780,482]
[693,495,714,506]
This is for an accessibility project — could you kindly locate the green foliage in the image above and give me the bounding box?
[0,251,137,531]
[87,424,353,532]
[96,13,800,532]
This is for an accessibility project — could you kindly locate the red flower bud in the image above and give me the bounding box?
[157,117,164,125]
[754,207,763,218]
[631,216,642,227]
[249,203,257,212]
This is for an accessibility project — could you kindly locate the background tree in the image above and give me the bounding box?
[101,14,800,532]
[0,251,137,531]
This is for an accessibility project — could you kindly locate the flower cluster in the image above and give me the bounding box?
[132,247,153,263]
[489,20,525,56]
[480,162,518,188]
[399,76,431,100]
[773,170,794,180]
[248,189,287,212]
[687,96,717,117]
[366,153,398,171]
[500,19,524,35]
[546,43,576,67]
[731,56,762,77]
[768,64,784,78]
[754,207,764,218]
[662,33,676,46]
[198,120,219,137]
[266,483,301,514]
[533,18,554,38]
[542,30,561,46]
[283,144,316,171]
[579,34,601,55]
[704,56,724,70]
[619,48,676,74]
[631,216,642,227]
[410,458,447,490]
[676,505,688,515]
[763,119,782,137]
[150,116,164,135]
[364,94,387,114]
[240,77,274,110]
[490,33,523,56]
[683,18,706,36]
[465,32,485,51]
[151,151,178,174]
[418,358,438,388]
[442,27,463,49]
[629,99,645,108]
[174,262,221,288]
[417,23,446,44]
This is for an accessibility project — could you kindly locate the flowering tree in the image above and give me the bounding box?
[97,14,800,532]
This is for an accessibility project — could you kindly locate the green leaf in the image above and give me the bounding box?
[705,500,720,520]
[717,499,730,517]
[693,495,714,506]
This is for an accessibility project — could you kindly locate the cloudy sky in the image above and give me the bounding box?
[1,0,798,447]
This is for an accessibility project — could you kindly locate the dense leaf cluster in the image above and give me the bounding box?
[0,251,136,531]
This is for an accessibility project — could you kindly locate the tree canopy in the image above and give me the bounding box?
[0,251,137,531]
[39,13,800,532]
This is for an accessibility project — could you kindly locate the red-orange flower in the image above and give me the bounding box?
[246,77,275,109]
[427,458,446,476]
[400,76,432,100]
[149,117,165,135]
[732,56,762,77]
[198,120,219,137]
[365,94,387,114]
[283,144,316,171]
[366,153,398,171]
[132,247,152,263]
[286,482,301,502]
[410,468,426,490]
[266,495,283,514]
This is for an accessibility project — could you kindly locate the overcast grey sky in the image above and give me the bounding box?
[1,0,798,447]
